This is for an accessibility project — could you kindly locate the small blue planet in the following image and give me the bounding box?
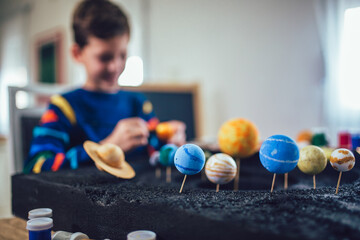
[159,144,178,166]
[174,144,205,175]
[259,135,299,174]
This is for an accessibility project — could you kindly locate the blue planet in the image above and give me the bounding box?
[259,135,299,174]
[159,144,178,166]
[174,144,205,175]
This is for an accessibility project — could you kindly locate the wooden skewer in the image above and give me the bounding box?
[216,184,220,192]
[234,158,240,191]
[313,175,316,190]
[166,166,171,183]
[155,167,161,179]
[284,173,288,190]
[271,173,276,193]
[335,172,342,194]
[179,175,187,193]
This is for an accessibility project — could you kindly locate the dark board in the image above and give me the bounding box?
[142,91,196,141]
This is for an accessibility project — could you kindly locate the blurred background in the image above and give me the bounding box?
[0,0,360,217]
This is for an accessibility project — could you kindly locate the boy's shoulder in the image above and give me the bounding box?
[60,88,82,98]
[58,87,147,103]
[119,89,147,100]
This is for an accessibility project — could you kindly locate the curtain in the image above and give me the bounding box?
[314,0,360,146]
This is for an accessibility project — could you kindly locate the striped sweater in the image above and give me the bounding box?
[24,88,159,173]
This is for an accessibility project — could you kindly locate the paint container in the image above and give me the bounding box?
[338,131,351,149]
[28,208,52,219]
[26,217,53,240]
[52,231,90,240]
[127,230,156,240]
[351,134,360,150]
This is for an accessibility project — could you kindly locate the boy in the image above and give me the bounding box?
[24,0,185,173]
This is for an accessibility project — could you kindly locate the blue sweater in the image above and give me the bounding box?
[24,88,157,173]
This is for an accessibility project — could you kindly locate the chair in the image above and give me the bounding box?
[8,85,70,174]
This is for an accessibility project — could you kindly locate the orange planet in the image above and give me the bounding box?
[297,130,313,143]
[218,118,259,158]
[156,122,175,141]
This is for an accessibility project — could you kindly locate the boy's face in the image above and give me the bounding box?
[73,34,129,93]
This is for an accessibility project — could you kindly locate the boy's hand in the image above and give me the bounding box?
[100,117,149,152]
[166,120,186,146]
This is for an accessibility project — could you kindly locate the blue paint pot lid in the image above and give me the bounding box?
[52,231,72,239]
[70,232,90,240]
[28,208,52,219]
[26,217,53,231]
[127,230,156,240]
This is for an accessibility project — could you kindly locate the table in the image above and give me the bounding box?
[11,153,360,240]
[0,217,28,240]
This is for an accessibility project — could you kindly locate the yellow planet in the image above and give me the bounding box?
[321,147,334,161]
[298,145,327,175]
[218,118,259,158]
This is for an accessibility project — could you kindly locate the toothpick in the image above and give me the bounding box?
[216,184,220,193]
[179,175,187,193]
[166,166,171,183]
[155,167,161,179]
[284,173,288,190]
[335,172,342,194]
[313,175,316,190]
[271,173,276,193]
[234,158,240,191]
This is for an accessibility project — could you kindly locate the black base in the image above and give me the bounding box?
[12,152,360,240]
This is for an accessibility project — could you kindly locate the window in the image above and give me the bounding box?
[118,56,144,86]
[338,7,360,110]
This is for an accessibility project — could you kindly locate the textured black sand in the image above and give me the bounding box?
[12,152,360,240]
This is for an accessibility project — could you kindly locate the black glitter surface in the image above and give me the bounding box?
[12,152,360,240]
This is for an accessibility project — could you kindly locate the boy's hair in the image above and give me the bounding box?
[72,0,130,48]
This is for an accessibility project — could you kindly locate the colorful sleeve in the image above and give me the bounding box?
[23,95,77,174]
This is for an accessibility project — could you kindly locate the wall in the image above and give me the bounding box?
[26,0,145,86]
[147,0,324,141]
[1,0,324,142]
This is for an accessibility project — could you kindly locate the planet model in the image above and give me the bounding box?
[330,148,355,172]
[321,147,334,161]
[298,145,327,175]
[84,141,135,179]
[205,153,237,185]
[156,122,175,141]
[259,135,300,174]
[174,144,205,175]
[330,148,356,194]
[159,144,178,166]
[297,130,313,143]
[149,151,160,167]
[218,118,259,158]
[95,143,125,169]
